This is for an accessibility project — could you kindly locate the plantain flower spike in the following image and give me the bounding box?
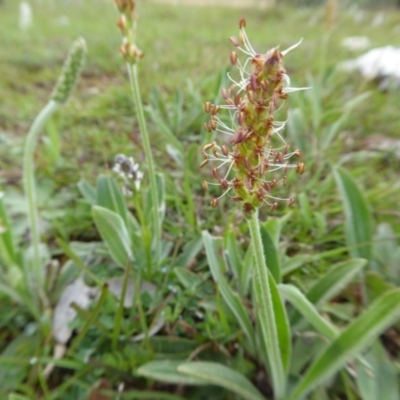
[51,37,86,104]
[113,0,144,63]
[202,19,307,219]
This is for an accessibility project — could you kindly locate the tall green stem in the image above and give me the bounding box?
[23,100,60,304]
[247,210,286,399]
[127,63,160,265]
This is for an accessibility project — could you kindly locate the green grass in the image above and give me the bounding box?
[1,0,400,399]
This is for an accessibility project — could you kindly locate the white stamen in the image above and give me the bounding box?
[281,38,303,56]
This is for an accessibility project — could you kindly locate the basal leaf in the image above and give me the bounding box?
[177,362,265,400]
[291,289,400,399]
[92,206,132,266]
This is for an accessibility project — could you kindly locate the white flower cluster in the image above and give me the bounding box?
[113,153,143,196]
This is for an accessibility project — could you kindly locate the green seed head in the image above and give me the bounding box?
[51,37,86,104]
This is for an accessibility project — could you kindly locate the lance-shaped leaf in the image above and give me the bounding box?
[177,362,265,400]
[291,289,400,400]
[92,205,132,266]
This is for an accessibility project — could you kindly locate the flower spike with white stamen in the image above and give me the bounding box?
[201,19,306,218]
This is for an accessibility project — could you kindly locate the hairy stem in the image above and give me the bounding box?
[23,100,60,306]
[127,63,160,266]
[247,210,286,399]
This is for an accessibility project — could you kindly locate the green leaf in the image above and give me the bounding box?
[149,337,198,359]
[174,267,203,291]
[322,92,370,151]
[291,289,400,400]
[146,108,183,152]
[77,179,97,205]
[279,284,338,340]
[282,254,310,275]
[0,283,24,304]
[137,360,207,385]
[260,224,281,283]
[96,175,129,226]
[224,231,243,281]
[177,362,265,400]
[0,333,40,393]
[297,192,313,233]
[334,167,373,261]
[247,213,287,397]
[8,394,31,400]
[291,258,367,326]
[0,193,18,268]
[264,218,281,246]
[156,173,166,224]
[173,235,203,269]
[202,231,256,353]
[267,270,292,374]
[365,271,395,303]
[356,341,399,400]
[306,258,367,306]
[92,206,132,266]
[287,108,308,153]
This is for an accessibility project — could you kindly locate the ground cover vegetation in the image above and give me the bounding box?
[1,0,400,399]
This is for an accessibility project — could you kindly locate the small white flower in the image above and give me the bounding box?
[113,153,143,194]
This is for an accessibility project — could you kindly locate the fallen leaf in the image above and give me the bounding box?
[52,277,97,344]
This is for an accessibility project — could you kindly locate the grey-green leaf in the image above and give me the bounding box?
[203,231,256,353]
[137,360,207,385]
[260,224,281,283]
[291,258,367,326]
[177,362,265,400]
[334,167,373,261]
[356,341,399,400]
[96,175,129,226]
[306,258,367,306]
[279,284,338,340]
[92,205,132,266]
[291,289,400,400]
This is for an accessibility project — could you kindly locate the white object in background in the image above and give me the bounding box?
[372,12,385,27]
[52,277,97,344]
[19,1,33,31]
[341,36,371,52]
[340,46,400,85]
[56,15,70,26]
